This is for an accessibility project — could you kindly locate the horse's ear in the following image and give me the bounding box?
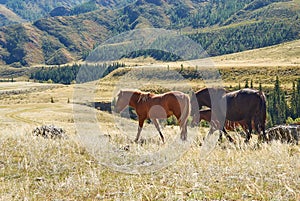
[118,90,123,96]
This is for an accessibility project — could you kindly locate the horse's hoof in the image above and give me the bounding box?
[180,136,187,141]
[121,145,130,151]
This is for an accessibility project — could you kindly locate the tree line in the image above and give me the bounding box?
[30,62,124,84]
[267,77,300,126]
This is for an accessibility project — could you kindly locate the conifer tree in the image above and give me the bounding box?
[245,79,249,88]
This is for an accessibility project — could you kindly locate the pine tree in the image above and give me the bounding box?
[259,82,262,92]
[291,81,297,118]
[297,79,300,116]
[245,79,249,88]
[268,76,290,126]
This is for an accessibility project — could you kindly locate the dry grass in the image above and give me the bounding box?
[211,40,300,67]
[0,50,300,200]
[0,126,299,200]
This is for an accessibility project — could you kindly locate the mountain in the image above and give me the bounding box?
[0,4,25,26]
[0,0,88,22]
[0,0,299,67]
[0,0,136,23]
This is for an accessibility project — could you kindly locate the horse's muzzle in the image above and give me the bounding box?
[114,107,120,113]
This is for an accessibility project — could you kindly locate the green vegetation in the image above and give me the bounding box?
[70,0,99,16]
[0,24,29,66]
[1,0,86,21]
[267,77,300,126]
[30,62,125,84]
[188,20,299,56]
[172,0,254,28]
[125,49,182,62]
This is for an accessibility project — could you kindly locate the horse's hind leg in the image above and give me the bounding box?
[152,119,164,143]
[245,120,252,143]
[179,120,188,141]
[260,122,267,142]
[135,117,146,143]
[181,124,187,141]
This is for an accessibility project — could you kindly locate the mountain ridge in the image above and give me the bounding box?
[0,0,299,67]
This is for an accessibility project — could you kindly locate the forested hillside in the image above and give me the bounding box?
[0,0,136,23]
[0,0,299,66]
[0,0,87,21]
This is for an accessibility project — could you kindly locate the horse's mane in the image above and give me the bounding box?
[136,91,153,103]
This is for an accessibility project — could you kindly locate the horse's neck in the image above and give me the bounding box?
[198,90,211,107]
[129,92,140,108]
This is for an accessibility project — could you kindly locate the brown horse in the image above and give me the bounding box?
[114,90,190,143]
[192,88,267,142]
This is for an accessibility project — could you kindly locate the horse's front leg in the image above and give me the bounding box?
[135,117,146,143]
[222,127,235,143]
[151,119,164,143]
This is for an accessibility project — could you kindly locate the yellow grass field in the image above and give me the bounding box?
[0,41,300,200]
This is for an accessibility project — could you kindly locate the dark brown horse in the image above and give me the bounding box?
[192,88,267,142]
[198,109,254,142]
[223,88,267,141]
[214,88,267,142]
[114,90,190,143]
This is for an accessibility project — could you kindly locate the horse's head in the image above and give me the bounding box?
[114,90,131,113]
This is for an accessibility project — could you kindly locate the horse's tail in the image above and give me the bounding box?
[180,94,191,127]
[258,91,267,140]
[259,91,267,126]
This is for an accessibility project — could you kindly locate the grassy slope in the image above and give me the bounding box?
[0,78,299,200]
[211,39,300,89]
[212,39,300,67]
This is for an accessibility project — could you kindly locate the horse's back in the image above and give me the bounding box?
[227,88,261,102]
[225,88,265,121]
[145,91,188,110]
